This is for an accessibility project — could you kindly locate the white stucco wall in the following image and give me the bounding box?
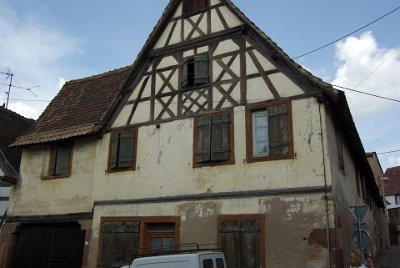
[8,96,330,218]
[94,97,327,202]
[8,137,96,215]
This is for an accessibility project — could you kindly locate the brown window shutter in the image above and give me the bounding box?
[196,115,211,162]
[100,222,140,268]
[118,131,135,168]
[109,133,119,169]
[181,59,189,88]
[220,219,260,268]
[210,113,230,161]
[194,55,209,85]
[268,104,289,156]
[220,220,240,268]
[55,144,70,175]
[239,220,260,268]
[49,145,57,176]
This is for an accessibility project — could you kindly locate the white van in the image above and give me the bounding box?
[121,251,227,268]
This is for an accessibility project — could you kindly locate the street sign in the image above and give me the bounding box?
[350,206,367,221]
[353,230,371,250]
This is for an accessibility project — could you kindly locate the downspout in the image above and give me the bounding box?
[317,97,332,268]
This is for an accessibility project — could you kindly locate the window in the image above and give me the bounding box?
[99,221,140,268]
[48,140,72,177]
[246,100,293,162]
[193,110,234,167]
[218,215,265,268]
[99,217,179,267]
[216,258,225,268]
[336,133,345,171]
[145,223,176,254]
[203,259,214,268]
[108,128,138,171]
[183,0,209,16]
[181,55,209,89]
[395,194,400,205]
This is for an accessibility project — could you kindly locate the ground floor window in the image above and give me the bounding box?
[145,222,176,254]
[98,217,180,267]
[218,215,265,268]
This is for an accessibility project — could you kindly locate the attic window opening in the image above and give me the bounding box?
[183,0,209,16]
[181,54,209,89]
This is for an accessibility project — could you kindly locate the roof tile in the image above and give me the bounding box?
[384,166,400,195]
[13,66,132,146]
[0,107,34,171]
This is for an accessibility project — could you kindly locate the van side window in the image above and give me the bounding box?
[216,258,225,268]
[203,259,214,268]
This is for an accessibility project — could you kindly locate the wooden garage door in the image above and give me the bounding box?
[13,223,85,268]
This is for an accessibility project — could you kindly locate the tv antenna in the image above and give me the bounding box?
[1,70,40,109]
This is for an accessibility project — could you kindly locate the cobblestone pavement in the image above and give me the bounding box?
[376,246,400,268]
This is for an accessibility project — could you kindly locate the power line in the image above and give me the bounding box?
[0,71,40,107]
[332,84,400,103]
[293,6,400,59]
[0,98,50,103]
[378,149,400,155]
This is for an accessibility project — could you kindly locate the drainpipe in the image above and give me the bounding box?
[317,97,332,268]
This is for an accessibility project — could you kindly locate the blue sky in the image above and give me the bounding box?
[1,0,399,171]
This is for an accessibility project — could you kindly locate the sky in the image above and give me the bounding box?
[0,0,399,171]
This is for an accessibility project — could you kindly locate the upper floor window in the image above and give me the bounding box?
[183,0,209,16]
[246,100,293,162]
[336,132,345,171]
[108,128,138,171]
[48,140,72,178]
[193,110,234,167]
[181,55,209,89]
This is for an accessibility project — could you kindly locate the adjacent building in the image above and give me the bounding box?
[383,166,400,245]
[0,106,34,265]
[1,1,385,267]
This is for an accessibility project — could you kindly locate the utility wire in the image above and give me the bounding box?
[0,98,50,102]
[293,6,400,59]
[332,84,400,103]
[378,149,400,155]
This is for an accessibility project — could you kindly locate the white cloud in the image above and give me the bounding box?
[387,156,400,169]
[332,31,400,117]
[58,77,66,89]
[8,102,41,119]
[330,32,400,171]
[0,0,81,119]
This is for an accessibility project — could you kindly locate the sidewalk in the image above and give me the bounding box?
[376,246,400,268]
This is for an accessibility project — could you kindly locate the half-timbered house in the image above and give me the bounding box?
[2,1,385,267]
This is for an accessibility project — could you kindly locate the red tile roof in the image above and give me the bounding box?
[12,66,131,146]
[384,166,400,195]
[0,107,34,171]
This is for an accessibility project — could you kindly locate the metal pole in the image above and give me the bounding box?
[358,206,365,263]
[5,73,13,108]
